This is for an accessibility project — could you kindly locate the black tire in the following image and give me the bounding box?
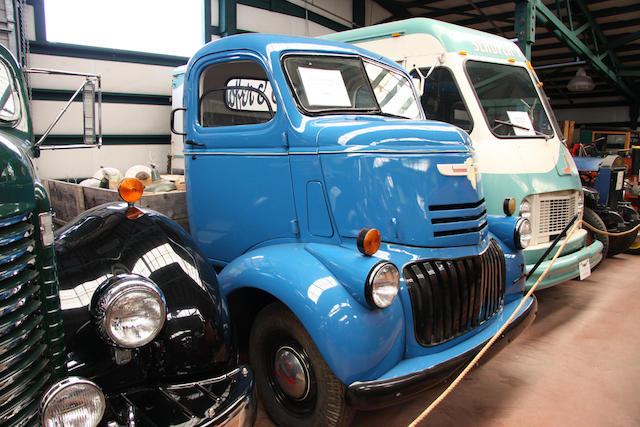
[609,228,638,256]
[583,207,609,266]
[626,233,640,255]
[249,302,354,427]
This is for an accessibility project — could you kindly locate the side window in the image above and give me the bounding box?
[199,60,276,127]
[411,67,472,133]
[0,60,20,124]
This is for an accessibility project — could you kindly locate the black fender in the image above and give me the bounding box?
[54,202,232,393]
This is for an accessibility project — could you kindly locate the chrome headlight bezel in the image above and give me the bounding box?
[519,198,531,219]
[40,377,105,427]
[514,217,532,249]
[365,262,400,309]
[91,275,167,348]
[577,190,584,215]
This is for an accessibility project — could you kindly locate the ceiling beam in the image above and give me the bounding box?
[534,0,639,103]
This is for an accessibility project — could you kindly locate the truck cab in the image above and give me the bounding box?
[178,33,536,426]
[0,42,255,426]
[324,18,603,289]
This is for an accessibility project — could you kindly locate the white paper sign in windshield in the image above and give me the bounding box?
[506,111,535,136]
[298,67,350,107]
[226,79,277,112]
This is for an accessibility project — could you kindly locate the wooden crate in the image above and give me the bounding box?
[43,179,189,231]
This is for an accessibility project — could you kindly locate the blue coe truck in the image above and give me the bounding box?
[173,34,537,426]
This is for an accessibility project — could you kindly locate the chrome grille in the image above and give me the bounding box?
[403,239,505,346]
[0,211,50,426]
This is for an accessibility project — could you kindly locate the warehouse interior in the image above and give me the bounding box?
[1,0,636,179]
[0,1,639,426]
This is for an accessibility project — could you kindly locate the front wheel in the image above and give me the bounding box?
[249,302,354,427]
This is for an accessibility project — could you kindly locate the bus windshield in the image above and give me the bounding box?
[465,60,553,139]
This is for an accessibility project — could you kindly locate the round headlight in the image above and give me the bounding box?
[577,191,584,213]
[519,199,531,219]
[92,275,166,348]
[515,217,532,249]
[366,262,400,309]
[41,377,105,427]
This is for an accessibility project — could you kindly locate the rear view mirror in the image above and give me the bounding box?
[27,68,102,150]
[82,80,96,145]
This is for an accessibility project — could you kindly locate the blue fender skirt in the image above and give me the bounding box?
[346,295,537,410]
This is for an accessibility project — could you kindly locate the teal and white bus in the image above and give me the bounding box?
[325,18,603,289]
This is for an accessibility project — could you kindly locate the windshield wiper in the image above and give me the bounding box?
[493,119,551,140]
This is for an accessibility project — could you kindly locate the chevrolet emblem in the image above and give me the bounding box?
[436,158,479,190]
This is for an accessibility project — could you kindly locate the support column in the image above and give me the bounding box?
[631,104,639,130]
[219,0,236,37]
[353,0,365,28]
[515,0,536,60]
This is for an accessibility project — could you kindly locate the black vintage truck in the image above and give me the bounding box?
[0,42,255,426]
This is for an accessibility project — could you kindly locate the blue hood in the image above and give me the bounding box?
[314,118,487,248]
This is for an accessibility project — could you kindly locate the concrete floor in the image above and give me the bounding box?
[255,252,640,427]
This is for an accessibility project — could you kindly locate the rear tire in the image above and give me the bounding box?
[583,207,608,266]
[609,228,638,256]
[249,302,354,427]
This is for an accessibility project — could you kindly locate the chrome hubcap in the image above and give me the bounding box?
[273,346,309,400]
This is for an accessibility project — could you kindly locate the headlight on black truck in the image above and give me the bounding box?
[91,274,167,348]
[41,377,105,427]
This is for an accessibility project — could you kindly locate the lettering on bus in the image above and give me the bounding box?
[471,39,520,58]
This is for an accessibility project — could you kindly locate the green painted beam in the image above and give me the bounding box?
[573,0,621,71]
[515,0,536,60]
[535,0,640,103]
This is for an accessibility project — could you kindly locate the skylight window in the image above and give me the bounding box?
[44,0,204,57]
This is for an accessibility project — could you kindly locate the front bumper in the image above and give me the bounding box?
[102,365,256,426]
[347,296,537,410]
[525,229,603,290]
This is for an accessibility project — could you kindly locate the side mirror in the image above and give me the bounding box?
[82,80,96,145]
[27,68,102,150]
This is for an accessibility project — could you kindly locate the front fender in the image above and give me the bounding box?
[219,243,405,385]
[54,202,232,393]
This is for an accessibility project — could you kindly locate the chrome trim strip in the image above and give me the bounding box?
[186,149,470,156]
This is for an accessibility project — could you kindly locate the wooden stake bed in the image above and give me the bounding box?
[43,178,189,231]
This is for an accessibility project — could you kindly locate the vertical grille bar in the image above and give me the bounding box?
[0,211,51,426]
[425,263,443,343]
[403,239,506,347]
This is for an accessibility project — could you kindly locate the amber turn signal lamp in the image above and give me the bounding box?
[357,228,381,256]
[119,178,144,204]
[503,198,516,216]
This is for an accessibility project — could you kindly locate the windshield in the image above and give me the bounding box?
[0,60,20,124]
[283,55,420,119]
[466,60,553,138]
